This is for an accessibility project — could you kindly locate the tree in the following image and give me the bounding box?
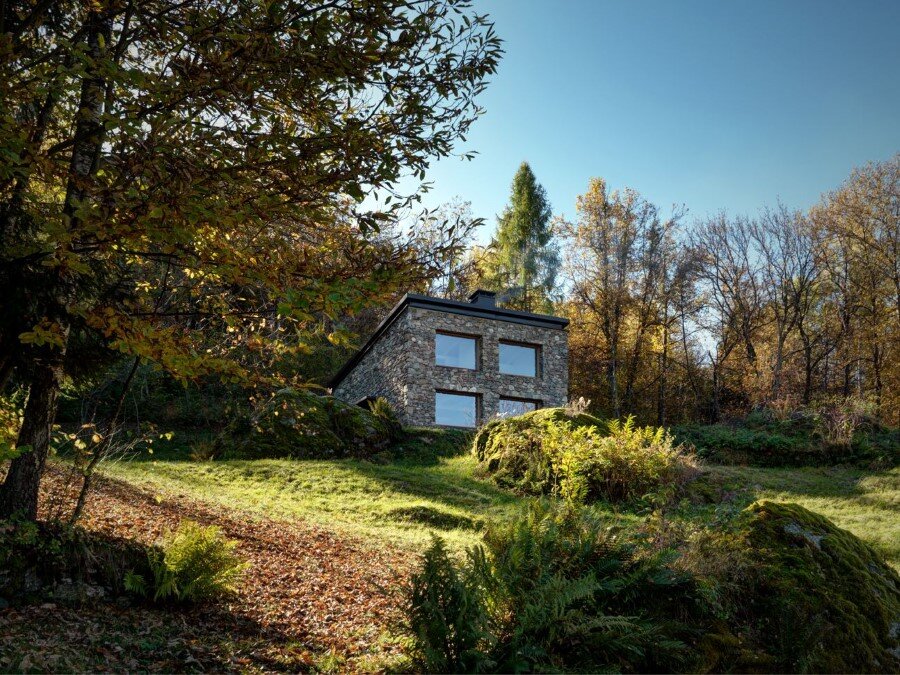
[414,199,482,300]
[692,214,765,419]
[749,206,818,403]
[561,178,684,419]
[483,162,559,312]
[0,0,501,519]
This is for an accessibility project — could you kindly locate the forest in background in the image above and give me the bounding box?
[430,155,900,429]
[40,153,900,446]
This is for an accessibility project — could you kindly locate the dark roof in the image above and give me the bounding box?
[328,293,568,389]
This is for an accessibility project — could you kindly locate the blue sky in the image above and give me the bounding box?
[413,0,900,240]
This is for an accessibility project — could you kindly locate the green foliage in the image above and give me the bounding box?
[216,388,403,460]
[369,397,403,439]
[128,520,246,604]
[476,408,697,505]
[675,413,899,467]
[406,537,491,673]
[473,407,603,462]
[0,393,27,461]
[405,501,693,673]
[481,162,559,312]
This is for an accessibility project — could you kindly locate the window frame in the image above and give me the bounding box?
[497,396,542,417]
[434,330,480,371]
[434,389,481,428]
[498,339,541,378]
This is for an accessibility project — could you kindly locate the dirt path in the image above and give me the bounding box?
[1,466,414,672]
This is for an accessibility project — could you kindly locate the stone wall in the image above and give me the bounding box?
[334,304,569,427]
[332,310,413,412]
[403,308,568,426]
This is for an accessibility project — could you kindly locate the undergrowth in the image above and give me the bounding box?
[475,410,698,505]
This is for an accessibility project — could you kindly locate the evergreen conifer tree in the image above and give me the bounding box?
[485,162,559,312]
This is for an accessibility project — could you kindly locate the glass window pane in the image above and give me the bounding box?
[435,333,477,369]
[499,343,537,376]
[435,392,478,427]
[498,398,538,417]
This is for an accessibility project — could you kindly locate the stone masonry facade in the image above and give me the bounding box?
[332,292,569,427]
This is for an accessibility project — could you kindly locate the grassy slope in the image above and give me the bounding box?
[707,464,900,566]
[102,430,526,550]
[101,430,900,568]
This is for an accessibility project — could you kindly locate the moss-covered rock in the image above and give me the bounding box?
[472,407,604,463]
[216,388,402,460]
[472,408,606,498]
[733,501,900,673]
[473,408,696,504]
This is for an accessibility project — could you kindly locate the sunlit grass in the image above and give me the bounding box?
[706,464,900,567]
[101,431,899,565]
[102,437,526,550]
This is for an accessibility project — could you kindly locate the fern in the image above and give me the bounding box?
[124,521,247,604]
[123,569,147,596]
[404,501,693,673]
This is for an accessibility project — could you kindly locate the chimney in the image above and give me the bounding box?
[468,289,497,308]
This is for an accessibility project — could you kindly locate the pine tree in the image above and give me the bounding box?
[485,163,559,312]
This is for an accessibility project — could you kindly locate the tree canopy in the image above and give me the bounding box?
[0,0,501,518]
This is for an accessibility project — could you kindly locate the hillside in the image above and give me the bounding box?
[3,419,897,672]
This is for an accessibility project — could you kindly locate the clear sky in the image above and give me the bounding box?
[413,0,900,240]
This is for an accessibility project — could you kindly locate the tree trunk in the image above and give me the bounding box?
[70,356,140,524]
[0,339,68,519]
[872,343,883,418]
[710,359,720,424]
[0,8,110,520]
[802,340,813,405]
[608,341,620,419]
[657,311,668,427]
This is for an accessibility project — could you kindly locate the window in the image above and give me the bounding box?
[435,332,477,369]
[498,397,540,417]
[435,391,479,427]
[499,341,539,377]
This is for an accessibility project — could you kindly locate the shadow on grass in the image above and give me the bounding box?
[704,464,898,500]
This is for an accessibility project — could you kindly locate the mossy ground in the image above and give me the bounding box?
[736,501,900,672]
[215,388,401,460]
[102,427,899,567]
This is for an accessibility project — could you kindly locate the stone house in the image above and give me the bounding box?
[330,290,569,427]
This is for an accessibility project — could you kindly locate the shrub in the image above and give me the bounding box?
[189,440,218,461]
[127,520,246,603]
[674,423,810,466]
[473,407,603,464]
[674,414,899,467]
[405,501,694,673]
[369,396,403,438]
[215,388,402,460]
[476,409,697,505]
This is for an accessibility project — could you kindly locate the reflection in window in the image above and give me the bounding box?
[498,398,539,417]
[435,392,478,427]
[499,342,538,377]
[435,333,477,369]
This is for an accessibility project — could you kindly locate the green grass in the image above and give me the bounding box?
[100,430,899,565]
[102,430,530,550]
[705,464,900,567]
